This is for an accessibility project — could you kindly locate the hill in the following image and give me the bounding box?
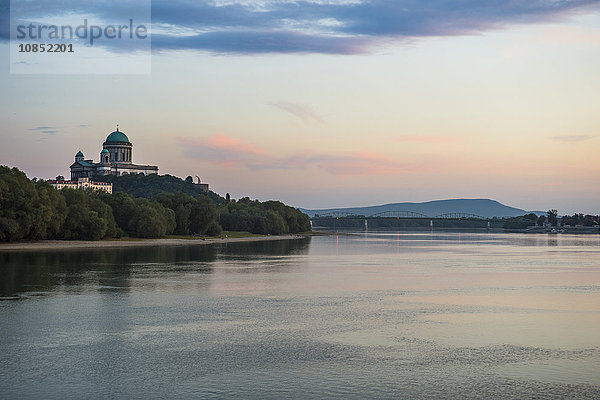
[93,174,225,204]
[300,199,538,219]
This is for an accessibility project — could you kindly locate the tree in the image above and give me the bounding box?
[265,209,287,234]
[185,176,193,184]
[503,215,533,230]
[583,215,596,227]
[156,192,218,235]
[523,213,538,221]
[0,166,43,241]
[55,175,65,181]
[189,195,218,234]
[34,180,68,239]
[174,204,191,235]
[547,209,558,227]
[99,192,136,231]
[128,199,175,238]
[537,215,547,226]
[61,189,117,240]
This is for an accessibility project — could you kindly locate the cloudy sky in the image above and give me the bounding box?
[1,0,600,213]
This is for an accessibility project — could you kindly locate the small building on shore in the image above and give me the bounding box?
[48,177,112,193]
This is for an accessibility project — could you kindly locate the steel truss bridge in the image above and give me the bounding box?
[314,211,489,220]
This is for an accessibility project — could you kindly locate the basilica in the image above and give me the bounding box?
[70,126,159,179]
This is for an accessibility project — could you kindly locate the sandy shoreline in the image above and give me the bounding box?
[0,235,306,252]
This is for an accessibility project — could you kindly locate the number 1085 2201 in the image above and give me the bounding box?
[18,43,74,52]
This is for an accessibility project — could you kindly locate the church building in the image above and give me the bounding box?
[70,126,159,179]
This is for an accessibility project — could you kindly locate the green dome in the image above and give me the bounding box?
[105,130,130,143]
[76,150,84,157]
[101,149,109,153]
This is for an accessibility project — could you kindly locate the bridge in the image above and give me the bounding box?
[317,211,362,218]
[369,211,430,219]
[314,210,489,221]
[433,213,488,220]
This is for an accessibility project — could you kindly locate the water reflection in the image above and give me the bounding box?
[0,239,312,298]
[0,246,215,297]
[217,237,311,258]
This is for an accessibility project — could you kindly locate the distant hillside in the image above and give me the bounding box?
[300,199,538,219]
[93,174,225,204]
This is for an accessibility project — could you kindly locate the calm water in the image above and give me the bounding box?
[1,232,600,399]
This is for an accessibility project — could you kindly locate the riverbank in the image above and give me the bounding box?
[506,226,600,234]
[0,235,307,252]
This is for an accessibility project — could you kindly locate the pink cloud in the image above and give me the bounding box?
[177,134,266,168]
[178,134,429,177]
[210,133,266,155]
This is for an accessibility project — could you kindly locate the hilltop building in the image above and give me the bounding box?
[70,126,159,179]
[48,177,112,193]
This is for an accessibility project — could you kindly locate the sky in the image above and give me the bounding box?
[1,0,599,214]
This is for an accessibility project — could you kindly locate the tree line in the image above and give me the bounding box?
[560,213,599,227]
[503,209,599,229]
[0,166,310,242]
[219,197,311,235]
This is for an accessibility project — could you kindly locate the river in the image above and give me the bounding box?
[1,232,599,399]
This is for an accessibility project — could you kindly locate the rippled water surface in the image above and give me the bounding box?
[1,232,600,399]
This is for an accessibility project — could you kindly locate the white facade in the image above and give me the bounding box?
[49,178,113,193]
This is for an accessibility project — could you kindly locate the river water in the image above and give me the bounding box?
[1,232,600,399]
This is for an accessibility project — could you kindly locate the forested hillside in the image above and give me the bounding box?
[93,173,225,204]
